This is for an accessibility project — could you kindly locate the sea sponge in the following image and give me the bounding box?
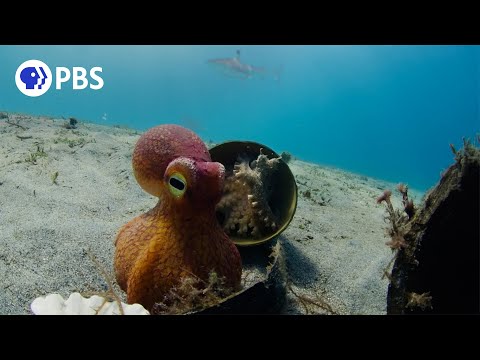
[216,149,281,238]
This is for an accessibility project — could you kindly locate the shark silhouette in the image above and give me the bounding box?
[208,50,280,80]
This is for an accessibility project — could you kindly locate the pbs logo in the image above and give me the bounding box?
[15,59,104,97]
[15,60,53,97]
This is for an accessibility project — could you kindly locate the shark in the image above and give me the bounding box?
[207,50,281,80]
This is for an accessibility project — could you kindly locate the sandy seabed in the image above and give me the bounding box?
[0,113,424,315]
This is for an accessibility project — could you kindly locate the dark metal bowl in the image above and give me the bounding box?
[209,141,298,246]
[188,240,287,314]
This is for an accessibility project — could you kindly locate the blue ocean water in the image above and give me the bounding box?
[0,45,478,192]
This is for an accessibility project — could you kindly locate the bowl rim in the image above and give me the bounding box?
[209,140,298,246]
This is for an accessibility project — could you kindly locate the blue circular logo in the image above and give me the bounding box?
[15,59,53,97]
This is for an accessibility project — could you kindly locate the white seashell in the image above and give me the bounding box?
[30,292,150,315]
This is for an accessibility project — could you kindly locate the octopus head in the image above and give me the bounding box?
[164,157,225,207]
[132,124,225,208]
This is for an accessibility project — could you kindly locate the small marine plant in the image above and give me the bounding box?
[3,113,31,130]
[287,283,338,315]
[51,171,59,185]
[151,270,234,315]
[450,136,480,167]
[54,137,95,148]
[25,146,47,165]
[405,292,432,311]
[376,183,416,282]
[83,248,125,315]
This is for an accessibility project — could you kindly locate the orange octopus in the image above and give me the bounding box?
[114,124,242,311]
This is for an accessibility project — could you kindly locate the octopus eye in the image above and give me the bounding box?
[168,173,187,197]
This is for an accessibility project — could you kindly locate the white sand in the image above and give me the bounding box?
[0,113,424,315]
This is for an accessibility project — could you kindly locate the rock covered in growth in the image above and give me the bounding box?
[387,138,480,314]
[31,292,150,315]
[216,149,281,238]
